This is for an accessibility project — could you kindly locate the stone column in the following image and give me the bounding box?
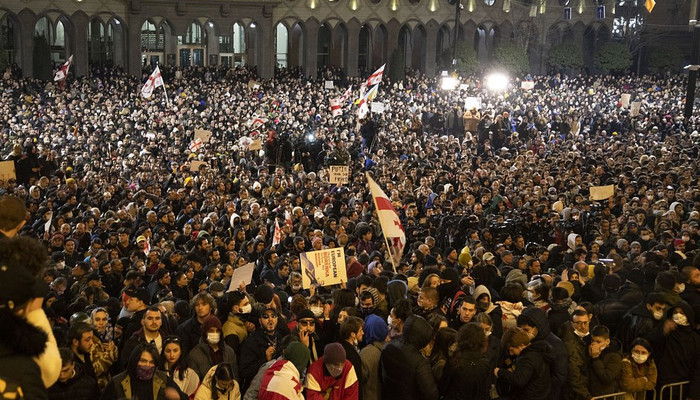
[17,10,36,78]
[304,19,319,79]
[346,20,360,77]
[425,22,439,77]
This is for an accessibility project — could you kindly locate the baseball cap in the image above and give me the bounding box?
[483,252,495,262]
[124,286,150,304]
[136,235,147,243]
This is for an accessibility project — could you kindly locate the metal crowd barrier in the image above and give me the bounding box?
[658,381,690,400]
[592,392,628,400]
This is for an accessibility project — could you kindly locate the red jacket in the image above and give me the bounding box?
[305,359,359,400]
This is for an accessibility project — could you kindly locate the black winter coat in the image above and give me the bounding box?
[497,340,553,400]
[595,294,632,336]
[48,364,100,400]
[238,329,282,391]
[588,338,623,396]
[616,303,659,352]
[379,315,438,400]
[522,307,568,400]
[439,350,491,400]
[0,311,48,400]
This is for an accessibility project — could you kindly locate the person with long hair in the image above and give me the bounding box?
[160,336,200,397]
[619,338,657,400]
[194,362,240,400]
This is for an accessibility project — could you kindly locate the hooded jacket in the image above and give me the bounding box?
[439,348,491,400]
[648,301,700,399]
[497,340,554,400]
[360,315,388,400]
[616,303,660,353]
[588,337,623,396]
[47,364,100,400]
[379,315,438,400]
[522,307,568,400]
[0,311,49,400]
[474,285,504,338]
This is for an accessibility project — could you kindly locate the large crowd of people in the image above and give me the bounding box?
[0,62,698,400]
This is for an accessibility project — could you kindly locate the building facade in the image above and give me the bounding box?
[0,0,690,79]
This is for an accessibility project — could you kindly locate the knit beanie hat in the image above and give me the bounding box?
[201,315,222,336]
[323,342,346,365]
[284,341,311,374]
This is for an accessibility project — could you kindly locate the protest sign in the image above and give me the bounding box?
[189,160,207,171]
[248,138,263,151]
[521,81,535,90]
[194,129,212,143]
[0,161,16,182]
[329,165,350,185]
[590,185,615,200]
[324,80,334,89]
[465,97,482,110]
[370,102,385,114]
[620,93,631,108]
[300,248,347,289]
[630,102,641,117]
[227,262,256,291]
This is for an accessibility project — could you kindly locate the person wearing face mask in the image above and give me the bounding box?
[587,325,622,397]
[473,285,504,338]
[306,342,359,400]
[222,291,254,356]
[188,315,238,381]
[101,343,187,400]
[619,338,657,400]
[648,303,700,399]
[194,362,241,400]
[560,310,592,400]
[517,308,568,400]
[616,293,668,352]
[339,316,365,400]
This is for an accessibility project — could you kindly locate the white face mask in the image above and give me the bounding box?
[311,306,323,317]
[292,284,302,291]
[653,310,664,320]
[574,329,589,338]
[387,315,394,326]
[673,313,689,326]
[239,304,252,314]
[595,240,604,246]
[641,235,650,241]
[207,332,220,344]
[631,353,648,364]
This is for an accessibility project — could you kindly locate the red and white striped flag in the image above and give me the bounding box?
[53,55,73,82]
[365,64,385,86]
[330,98,342,117]
[271,219,282,247]
[141,65,165,99]
[366,173,405,269]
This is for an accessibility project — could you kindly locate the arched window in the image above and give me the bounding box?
[276,24,288,67]
[141,21,157,51]
[182,22,202,45]
[0,16,15,69]
[317,24,331,68]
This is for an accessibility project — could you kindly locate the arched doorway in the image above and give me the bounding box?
[358,24,371,74]
[411,24,426,71]
[0,13,19,70]
[317,24,331,69]
[34,16,54,79]
[331,23,348,69]
[398,25,412,68]
[289,22,305,69]
[371,24,387,70]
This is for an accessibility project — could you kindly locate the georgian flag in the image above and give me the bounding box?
[366,172,405,267]
[330,98,343,117]
[339,85,353,103]
[271,218,282,247]
[188,138,203,153]
[365,64,385,86]
[141,65,164,99]
[53,55,73,82]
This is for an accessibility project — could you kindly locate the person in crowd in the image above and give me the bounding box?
[306,342,359,400]
[359,314,387,400]
[291,308,323,362]
[120,305,167,369]
[495,327,553,400]
[561,310,592,400]
[258,341,311,400]
[178,293,218,355]
[222,291,254,355]
[430,327,457,383]
[100,343,186,400]
[587,325,622,397]
[379,315,438,400]
[619,338,657,400]
[189,315,237,380]
[617,293,669,352]
[48,347,100,400]
[238,307,284,392]
[439,323,491,400]
[194,362,241,400]
[339,316,364,399]
[160,336,200,397]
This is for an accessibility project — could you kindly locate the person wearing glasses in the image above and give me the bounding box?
[560,309,593,400]
[291,308,322,363]
[238,307,284,393]
[160,336,200,397]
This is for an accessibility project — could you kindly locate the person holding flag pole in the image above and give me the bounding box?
[53,55,73,89]
[141,65,169,104]
[365,172,405,273]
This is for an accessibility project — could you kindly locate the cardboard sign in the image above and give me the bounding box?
[329,165,350,185]
[465,97,482,110]
[620,93,631,108]
[324,80,334,89]
[248,139,263,151]
[590,185,615,201]
[300,248,347,289]
[0,161,16,182]
[521,81,535,90]
[227,262,256,291]
[194,129,212,143]
[371,102,385,114]
[630,101,642,117]
[247,80,261,90]
[189,160,208,171]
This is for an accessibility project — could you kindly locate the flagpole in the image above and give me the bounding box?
[163,84,170,105]
[365,172,397,273]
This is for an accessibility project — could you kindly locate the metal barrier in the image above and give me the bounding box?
[658,381,690,400]
[592,392,628,400]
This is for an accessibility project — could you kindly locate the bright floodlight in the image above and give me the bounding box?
[485,72,509,92]
[440,76,458,91]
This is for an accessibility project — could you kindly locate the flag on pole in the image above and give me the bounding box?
[271,219,282,247]
[141,65,165,99]
[357,84,379,119]
[248,115,268,128]
[53,55,73,82]
[189,138,203,153]
[339,85,353,103]
[366,64,386,86]
[330,98,343,117]
[645,0,655,12]
[366,173,405,268]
